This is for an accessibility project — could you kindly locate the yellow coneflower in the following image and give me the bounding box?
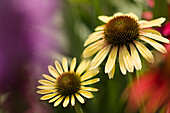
[37,57,100,107]
[83,12,169,79]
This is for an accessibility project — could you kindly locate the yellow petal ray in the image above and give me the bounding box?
[70,57,76,72]
[122,45,134,72]
[49,95,61,103]
[71,94,75,106]
[81,68,99,81]
[75,93,85,104]
[40,93,58,100]
[78,90,94,99]
[90,45,111,70]
[62,57,68,72]
[113,12,123,17]
[84,31,104,46]
[94,25,104,31]
[38,80,55,86]
[108,64,115,79]
[141,29,162,36]
[37,85,55,90]
[105,46,118,73]
[134,41,154,63]
[76,60,90,75]
[119,46,127,75]
[63,96,70,107]
[37,90,56,94]
[54,96,64,107]
[48,65,60,78]
[141,17,166,28]
[55,60,63,74]
[129,12,139,20]
[98,15,113,23]
[42,74,56,82]
[139,36,167,53]
[141,32,169,43]
[83,40,104,58]
[80,86,98,92]
[129,43,142,70]
[81,78,100,86]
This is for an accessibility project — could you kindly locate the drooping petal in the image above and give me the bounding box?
[76,60,90,75]
[48,65,60,78]
[63,96,70,107]
[105,46,118,73]
[83,40,105,58]
[49,95,61,103]
[119,46,127,75]
[78,90,94,99]
[141,29,162,36]
[38,80,55,86]
[75,93,85,104]
[80,86,98,92]
[55,60,63,74]
[139,36,167,53]
[140,17,166,28]
[37,90,56,94]
[81,78,100,86]
[95,25,104,31]
[140,32,169,43]
[62,57,68,72]
[134,41,154,63]
[42,74,56,82]
[37,85,55,90]
[70,57,76,72]
[108,64,115,79]
[129,43,142,70]
[90,45,111,70]
[40,93,58,100]
[54,96,64,107]
[84,31,104,46]
[98,15,113,23]
[71,94,75,106]
[81,68,99,81]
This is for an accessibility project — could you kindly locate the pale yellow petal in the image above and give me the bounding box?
[76,60,90,75]
[75,93,85,104]
[49,95,61,103]
[129,12,139,20]
[78,90,94,99]
[84,31,104,46]
[71,94,75,106]
[90,45,111,70]
[37,90,56,94]
[81,78,100,86]
[139,36,167,53]
[70,57,76,72]
[40,93,58,100]
[141,29,162,36]
[108,64,115,79]
[38,80,55,86]
[122,45,134,72]
[54,96,64,107]
[83,40,105,58]
[140,32,169,43]
[105,46,118,73]
[134,41,154,63]
[37,85,55,90]
[113,12,123,17]
[141,17,166,28]
[48,65,60,78]
[42,74,56,82]
[55,60,63,74]
[129,43,142,70]
[98,15,113,23]
[63,96,70,107]
[81,68,99,81]
[80,87,98,92]
[62,57,68,72]
[95,25,104,31]
[119,46,127,75]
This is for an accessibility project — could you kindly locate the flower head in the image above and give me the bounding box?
[83,12,169,78]
[37,57,100,107]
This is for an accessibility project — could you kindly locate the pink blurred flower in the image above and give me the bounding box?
[142,11,153,20]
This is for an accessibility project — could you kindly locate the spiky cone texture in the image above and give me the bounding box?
[83,12,169,79]
[37,57,100,108]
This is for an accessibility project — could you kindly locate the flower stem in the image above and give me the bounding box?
[74,102,84,113]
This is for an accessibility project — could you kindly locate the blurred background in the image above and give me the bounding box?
[0,0,169,113]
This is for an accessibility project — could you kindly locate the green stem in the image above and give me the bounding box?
[74,102,84,113]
